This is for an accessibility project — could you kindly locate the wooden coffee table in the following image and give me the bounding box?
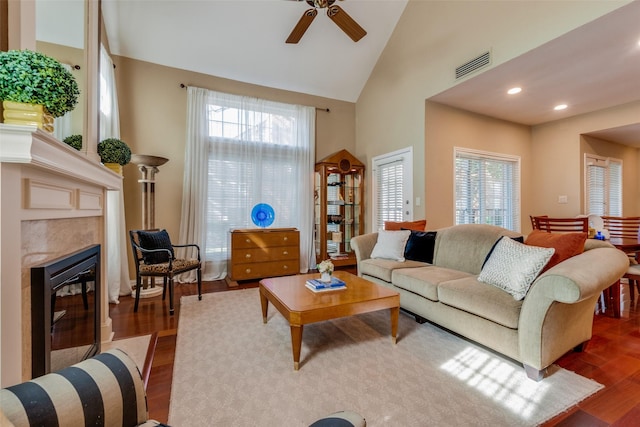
[259,270,400,370]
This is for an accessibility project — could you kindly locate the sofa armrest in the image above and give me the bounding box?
[518,247,629,371]
[350,233,378,275]
[0,349,149,427]
[529,247,628,303]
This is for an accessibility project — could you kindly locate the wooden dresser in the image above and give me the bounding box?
[227,228,300,286]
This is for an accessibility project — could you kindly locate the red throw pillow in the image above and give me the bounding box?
[384,219,427,231]
[525,230,587,272]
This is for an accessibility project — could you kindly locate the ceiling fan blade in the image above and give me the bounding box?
[327,5,366,42]
[286,8,318,44]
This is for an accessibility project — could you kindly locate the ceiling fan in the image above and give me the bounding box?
[286,0,367,44]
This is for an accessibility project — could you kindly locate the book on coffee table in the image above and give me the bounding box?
[305,282,347,292]
[305,277,346,292]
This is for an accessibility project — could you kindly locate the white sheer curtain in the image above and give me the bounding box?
[100,45,120,139]
[179,86,316,281]
[99,44,130,302]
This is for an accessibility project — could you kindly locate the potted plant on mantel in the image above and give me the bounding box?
[63,134,83,151]
[97,138,132,175]
[0,49,80,133]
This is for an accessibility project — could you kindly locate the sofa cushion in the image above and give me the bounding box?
[433,224,523,275]
[359,258,428,283]
[403,231,437,263]
[370,229,411,261]
[384,219,426,231]
[438,276,523,329]
[525,230,587,272]
[392,266,471,301]
[478,236,554,300]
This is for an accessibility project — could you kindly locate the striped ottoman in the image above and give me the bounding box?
[0,349,151,427]
[309,410,367,427]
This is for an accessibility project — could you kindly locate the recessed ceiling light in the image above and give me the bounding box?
[507,87,522,95]
[554,104,568,111]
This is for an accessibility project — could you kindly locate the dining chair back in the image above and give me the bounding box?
[531,216,588,233]
[601,216,640,239]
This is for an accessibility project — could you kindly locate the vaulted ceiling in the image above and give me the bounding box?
[39,0,640,146]
[101,0,409,103]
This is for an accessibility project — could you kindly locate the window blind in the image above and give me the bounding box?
[585,155,622,215]
[375,159,404,229]
[454,148,520,231]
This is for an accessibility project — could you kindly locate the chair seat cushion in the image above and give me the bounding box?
[139,259,200,274]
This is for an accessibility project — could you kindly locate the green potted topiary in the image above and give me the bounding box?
[0,49,80,132]
[98,138,132,175]
[63,134,82,151]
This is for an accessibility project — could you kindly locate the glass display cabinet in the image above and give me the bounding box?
[314,149,364,267]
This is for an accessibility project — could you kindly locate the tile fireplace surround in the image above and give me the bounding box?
[0,124,122,387]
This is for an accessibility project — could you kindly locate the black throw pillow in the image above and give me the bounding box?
[137,229,175,264]
[403,230,437,263]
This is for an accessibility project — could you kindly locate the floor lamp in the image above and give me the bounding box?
[131,154,169,297]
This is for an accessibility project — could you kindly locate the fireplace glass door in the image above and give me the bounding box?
[31,244,101,377]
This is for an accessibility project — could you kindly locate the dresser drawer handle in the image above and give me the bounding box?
[283,265,288,270]
[245,254,251,259]
[283,236,288,241]
[245,238,251,243]
[245,268,251,274]
[283,251,288,255]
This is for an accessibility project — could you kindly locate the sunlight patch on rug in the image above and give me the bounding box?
[441,347,550,421]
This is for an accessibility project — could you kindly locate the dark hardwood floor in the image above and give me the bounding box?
[109,277,640,425]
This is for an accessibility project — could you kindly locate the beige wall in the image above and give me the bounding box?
[114,57,356,275]
[425,102,532,231]
[532,101,640,218]
[356,0,629,232]
[423,101,640,233]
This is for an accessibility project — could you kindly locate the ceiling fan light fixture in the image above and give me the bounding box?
[507,87,522,95]
[288,0,366,44]
[554,104,568,111]
[307,0,335,8]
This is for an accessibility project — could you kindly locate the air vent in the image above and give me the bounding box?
[455,51,491,80]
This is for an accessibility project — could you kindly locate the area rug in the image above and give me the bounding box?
[169,289,602,426]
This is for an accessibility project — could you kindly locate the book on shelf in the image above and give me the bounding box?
[305,282,347,292]
[306,277,346,289]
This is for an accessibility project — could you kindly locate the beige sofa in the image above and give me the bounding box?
[350,224,629,381]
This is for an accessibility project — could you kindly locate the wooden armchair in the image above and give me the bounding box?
[531,216,588,233]
[129,229,202,315]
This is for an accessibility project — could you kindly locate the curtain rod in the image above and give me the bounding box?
[179,83,330,112]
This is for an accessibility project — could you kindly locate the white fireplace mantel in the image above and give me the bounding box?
[0,124,121,386]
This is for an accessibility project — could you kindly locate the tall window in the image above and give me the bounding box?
[585,154,622,215]
[372,148,413,230]
[180,87,315,280]
[455,147,520,231]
